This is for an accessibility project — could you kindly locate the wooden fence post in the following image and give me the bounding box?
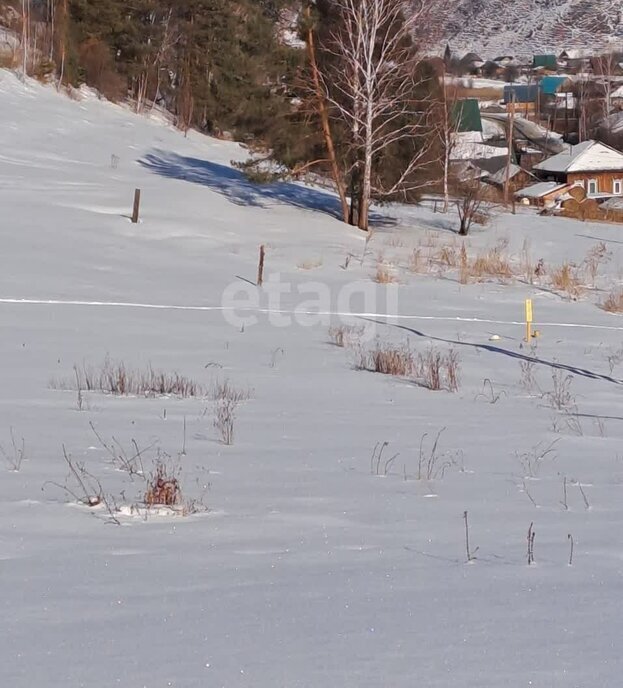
[131,188,141,224]
[257,244,265,287]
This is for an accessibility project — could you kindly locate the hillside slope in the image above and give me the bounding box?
[443,0,623,57]
[2,70,623,687]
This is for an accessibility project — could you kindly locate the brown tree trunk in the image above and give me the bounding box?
[304,4,350,224]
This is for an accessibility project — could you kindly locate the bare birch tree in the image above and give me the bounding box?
[319,0,442,231]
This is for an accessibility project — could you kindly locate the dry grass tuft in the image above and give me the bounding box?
[211,378,249,445]
[211,378,250,403]
[53,358,203,398]
[372,262,398,284]
[436,245,459,268]
[384,235,406,248]
[355,342,414,377]
[416,348,461,392]
[353,341,460,392]
[582,241,610,286]
[469,246,513,282]
[418,231,441,248]
[550,262,583,298]
[600,289,623,313]
[408,248,425,274]
[328,325,364,348]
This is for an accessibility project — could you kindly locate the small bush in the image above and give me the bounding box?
[144,459,182,507]
[215,398,237,445]
[211,378,249,445]
[0,52,18,70]
[544,369,575,411]
[583,242,610,286]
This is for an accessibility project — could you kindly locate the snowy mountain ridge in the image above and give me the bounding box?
[441,0,623,58]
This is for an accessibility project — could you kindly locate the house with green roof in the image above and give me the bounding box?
[451,99,482,133]
[532,54,557,71]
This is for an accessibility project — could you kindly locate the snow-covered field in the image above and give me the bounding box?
[2,70,623,687]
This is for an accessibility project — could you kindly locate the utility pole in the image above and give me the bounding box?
[504,93,516,212]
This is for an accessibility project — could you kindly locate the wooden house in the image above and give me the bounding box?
[486,163,537,193]
[559,49,592,73]
[533,140,623,197]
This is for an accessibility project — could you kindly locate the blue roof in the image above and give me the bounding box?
[503,85,539,104]
[540,76,568,95]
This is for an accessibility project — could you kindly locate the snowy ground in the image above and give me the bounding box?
[2,70,623,687]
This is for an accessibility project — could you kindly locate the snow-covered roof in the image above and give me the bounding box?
[601,197,623,211]
[488,163,524,185]
[534,141,623,174]
[451,160,490,182]
[451,131,508,161]
[515,181,570,198]
[612,85,623,99]
[560,49,592,60]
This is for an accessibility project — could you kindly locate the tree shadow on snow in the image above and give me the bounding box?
[363,318,623,387]
[139,149,392,225]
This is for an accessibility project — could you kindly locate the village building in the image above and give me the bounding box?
[611,84,623,110]
[532,54,558,72]
[486,163,537,193]
[515,181,573,207]
[532,140,623,197]
[503,84,539,114]
[559,49,592,72]
[459,52,485,75]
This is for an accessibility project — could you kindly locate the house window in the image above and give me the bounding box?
[614,180,622,195]
[587,179,598,196]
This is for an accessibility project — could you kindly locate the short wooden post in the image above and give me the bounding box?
[131,188,141,224]
[257,244,265,287]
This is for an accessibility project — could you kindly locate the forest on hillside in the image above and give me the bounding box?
[2,0,301,138]
[1,1,449,231]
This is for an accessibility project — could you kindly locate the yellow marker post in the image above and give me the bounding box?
[525,299,533,342]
